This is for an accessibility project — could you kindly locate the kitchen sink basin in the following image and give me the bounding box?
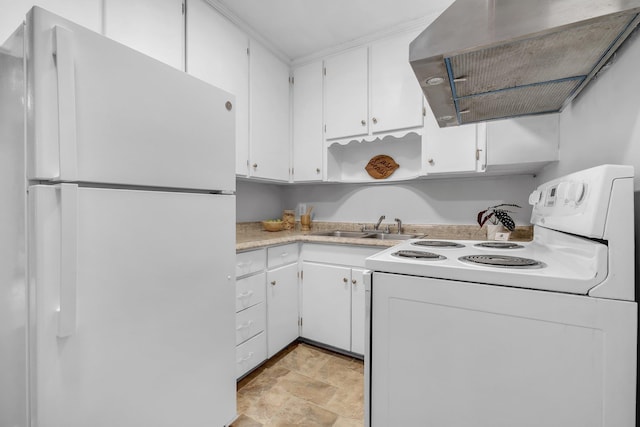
[311,230,421,240]
[311,230,374,238]
[362,233,419,240]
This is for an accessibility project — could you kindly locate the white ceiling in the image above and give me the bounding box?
[213,0,454,61]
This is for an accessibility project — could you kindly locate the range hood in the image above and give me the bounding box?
[410,0,640,127]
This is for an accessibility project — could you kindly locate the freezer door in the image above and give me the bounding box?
[27,7,235,191]
[29,185,236,427]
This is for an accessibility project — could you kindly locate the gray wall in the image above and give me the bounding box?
[237,175,536,227]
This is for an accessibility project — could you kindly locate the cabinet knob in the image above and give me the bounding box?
[372,117,378,124]
[343,277,348,283]
[271,280,276,286]
[428,158,435,165]
[360,120,366,126]
[316,168,321,174]
[252,163,258,169]
[225,101,233,111]
[352,279,357,285]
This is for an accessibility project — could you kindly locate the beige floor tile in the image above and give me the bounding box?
[277,370,338,407]
[236,342,364,426]
[267,394,339,426]
[333,417,365,427]
[230,414,263,427]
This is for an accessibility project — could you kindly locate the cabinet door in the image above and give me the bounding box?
[186,0,250,176]
[486,114,559,170]
[351,268,367,355]
[370,31,424,134]
[104,0,184,70]
[422,107,481,174]
[301,262,351,351]
[324,47,369,140]
[292,60,324,182]
[266,263,299,358]
[249,40,291,181]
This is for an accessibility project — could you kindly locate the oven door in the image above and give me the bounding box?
[370,272,637,427]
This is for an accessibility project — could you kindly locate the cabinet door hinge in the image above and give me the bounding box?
[300,270,303,281]
[423,106,426,117]
[323,124,326,133]
[289,76,294,85]
[323,67,326,76]
[181,2,185,15]
[246,47,250,55]
[476,148,482,161]
[299,317,303,327]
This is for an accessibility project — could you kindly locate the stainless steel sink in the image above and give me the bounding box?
[311,230,375,238]
[311,230,421,240]
[362,233,418,240]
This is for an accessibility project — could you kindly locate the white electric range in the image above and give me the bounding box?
[364,164,637,427]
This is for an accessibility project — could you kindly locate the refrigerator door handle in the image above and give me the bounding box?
[58,183,79,337]
[53,26,78,181]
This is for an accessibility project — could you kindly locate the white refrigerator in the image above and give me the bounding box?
[0,7,237,427]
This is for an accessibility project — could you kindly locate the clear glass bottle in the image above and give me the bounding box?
[282,210,295,230]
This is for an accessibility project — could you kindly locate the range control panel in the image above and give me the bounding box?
[530,165,633,238]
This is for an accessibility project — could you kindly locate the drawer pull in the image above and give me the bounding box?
[237,352,254,363]
[236,259,253,268]
[237,290,254,299]
[236,320,254,331]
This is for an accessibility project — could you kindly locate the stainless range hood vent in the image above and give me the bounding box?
[410,0,640,127]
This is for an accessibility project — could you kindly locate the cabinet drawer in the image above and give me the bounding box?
[236,302,266,345]
[235,272,266,312]
[236,332,267,379]
[267,243,299,269]
[236,249,266,277]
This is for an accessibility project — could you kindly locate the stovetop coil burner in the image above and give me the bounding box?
[474,242,524,249]
[412,240,465,248]
[392,250,446,260]
[459,254,544,269]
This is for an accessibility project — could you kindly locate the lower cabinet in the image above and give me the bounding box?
[266,262,299,358]
[235,248,267,379]
[235,243,299,379]
[235,242,375,374]
[300,262,352,350]
[350,268,367,355]
[300,244,380,356]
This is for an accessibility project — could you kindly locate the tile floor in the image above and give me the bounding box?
[230,342,364,426]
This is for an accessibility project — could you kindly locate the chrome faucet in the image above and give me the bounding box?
[394,218,402,234]
[374,215,386,231]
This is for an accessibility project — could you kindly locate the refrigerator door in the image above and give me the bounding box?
[29,184,236,427]
[26,7,235,191]
[0,29,28,427]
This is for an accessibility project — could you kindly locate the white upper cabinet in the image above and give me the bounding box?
[292,60,324,182]
[324,47,369,140]
[422,107,485,175]
[485,114,559,173]
[249,40,291,182]
[103,0,185,70]
[186,0,250,176]
[370,30,424,134]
